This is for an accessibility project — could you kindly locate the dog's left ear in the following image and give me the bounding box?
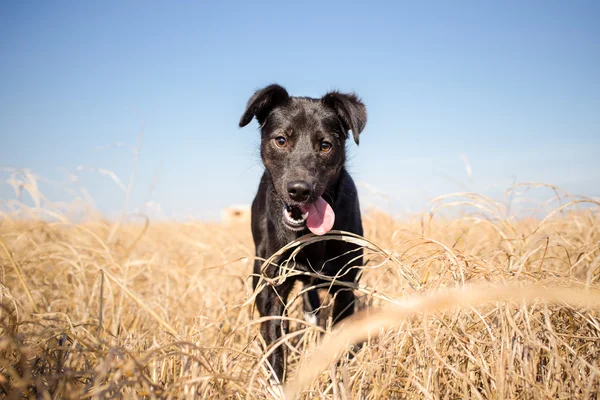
[239,84,290,128]
[321,91,367,145]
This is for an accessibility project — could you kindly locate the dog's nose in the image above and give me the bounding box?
[287,181,313,202]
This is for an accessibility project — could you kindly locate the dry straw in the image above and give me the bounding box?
[284,283,600,399]
[1,170,599,398]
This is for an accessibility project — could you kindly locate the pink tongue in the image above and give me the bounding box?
[300,197,335,236]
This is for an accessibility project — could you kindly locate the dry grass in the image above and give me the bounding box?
[1,181,600,399]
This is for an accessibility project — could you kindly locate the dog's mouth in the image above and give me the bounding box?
[281,197,335,236]
[282,204,309,231]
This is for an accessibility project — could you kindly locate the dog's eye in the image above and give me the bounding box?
[274,136,287,148]
[320,141,332,153]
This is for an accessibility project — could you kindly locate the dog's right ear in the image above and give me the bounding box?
[239,84,290,128]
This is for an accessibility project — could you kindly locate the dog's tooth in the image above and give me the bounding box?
[302,211,309,220]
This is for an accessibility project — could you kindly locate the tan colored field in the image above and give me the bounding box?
[1,188,600,399]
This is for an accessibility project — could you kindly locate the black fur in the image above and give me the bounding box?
[239,84,367,382]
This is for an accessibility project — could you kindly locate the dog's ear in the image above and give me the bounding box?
[321,91,367,145]
[239,84,290,128]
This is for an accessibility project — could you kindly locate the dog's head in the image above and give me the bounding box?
[239,84,367,235]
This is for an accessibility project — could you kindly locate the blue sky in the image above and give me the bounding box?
[1,1,599,220]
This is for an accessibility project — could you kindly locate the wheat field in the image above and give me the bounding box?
[1,177,600,399]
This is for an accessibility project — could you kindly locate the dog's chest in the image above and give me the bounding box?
[282,241,339,273]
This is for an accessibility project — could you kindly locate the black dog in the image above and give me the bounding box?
[239,84,367,382]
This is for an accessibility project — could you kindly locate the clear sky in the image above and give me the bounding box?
[1,1,599,220]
